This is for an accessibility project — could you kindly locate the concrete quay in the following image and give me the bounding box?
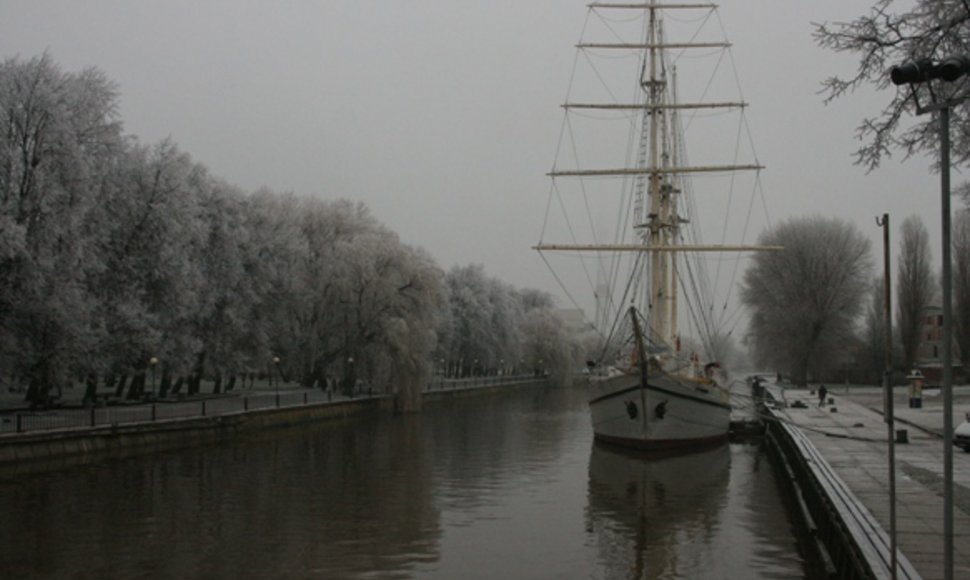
[0,378,550,473]
[767,383,970,580]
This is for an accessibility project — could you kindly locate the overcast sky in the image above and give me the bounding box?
[0,0,941,320]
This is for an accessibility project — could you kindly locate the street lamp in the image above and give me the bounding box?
[876,214,897,580]
[149,356,158,398]
[346,356,354,396]
[891,55,970,580]
[272,356,281,407]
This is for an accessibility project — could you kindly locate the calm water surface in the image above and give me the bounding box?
[0,386,811,579]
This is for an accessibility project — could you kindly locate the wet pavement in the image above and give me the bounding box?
[770,383,970,580]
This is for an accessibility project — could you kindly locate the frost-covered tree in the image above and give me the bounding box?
[0,53,123,404]
[519,303,581,388]
[435,267,580,383]
[257,197,445,406]
[91,139,208,398]
[814,1,970,171]
[741,216,873,385]
[440,264,515,377]
[0,53,557,407]
[191,180,264,393]
[896,215,934,370]
[246,190,310,385]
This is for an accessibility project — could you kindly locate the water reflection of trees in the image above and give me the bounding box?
[0,416,441,578]
[0,386,594,578]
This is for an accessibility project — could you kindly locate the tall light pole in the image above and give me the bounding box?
[149,356,158,399]
[347,356,354,396]
[272,356,281,407]
[891,55,970,580]
[876,214,897,580]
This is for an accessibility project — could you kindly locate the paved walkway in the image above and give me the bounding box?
[771,383,970,580]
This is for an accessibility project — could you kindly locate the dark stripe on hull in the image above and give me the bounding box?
[588,377,731,410]
[594,430,729,452]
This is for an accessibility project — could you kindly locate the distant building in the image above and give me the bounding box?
[916,305,962,382]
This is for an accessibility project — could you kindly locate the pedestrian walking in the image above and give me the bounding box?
[818,384,828,407]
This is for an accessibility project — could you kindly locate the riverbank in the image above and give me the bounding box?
[764,381,970,580]
[0,377,550,473]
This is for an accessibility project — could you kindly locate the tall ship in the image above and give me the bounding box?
[536,2,776,450]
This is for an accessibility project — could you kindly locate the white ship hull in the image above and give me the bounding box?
[588,370,730,450]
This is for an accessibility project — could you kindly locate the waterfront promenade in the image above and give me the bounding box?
[0,374,532,435]
[770,382,970,580]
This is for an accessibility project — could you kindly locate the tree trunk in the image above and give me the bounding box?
[82,373,97,405]
[158,371,172,398]
[189,352,206,395]
[188,373,201,395]
[226,375,236,392]
[24,376,50,408]
[342,364,357,396]
[126,373,146,400]
[170,376,184,396]
[212,373,222,394]
[114,375,128,398]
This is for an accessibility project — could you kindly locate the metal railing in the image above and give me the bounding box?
[1,374,547,436]
[423,373,545,391]
[0,389,354,435]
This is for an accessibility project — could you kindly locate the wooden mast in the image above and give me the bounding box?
[646,3,668,346]
[538,0,781,354]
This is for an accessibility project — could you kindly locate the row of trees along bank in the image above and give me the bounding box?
[0,54,583,410]
[741,211,970,386]
[741,2,970,386]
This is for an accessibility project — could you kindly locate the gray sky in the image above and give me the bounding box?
[0,0,941,320]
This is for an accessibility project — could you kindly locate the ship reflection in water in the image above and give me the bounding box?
[587,442,810,580]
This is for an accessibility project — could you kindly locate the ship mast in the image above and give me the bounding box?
[536,1,778,353]
[645,5,667,347]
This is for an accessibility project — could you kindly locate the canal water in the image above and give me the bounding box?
[0,385,812,579]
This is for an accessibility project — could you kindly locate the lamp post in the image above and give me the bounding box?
[876,214,897,580]
[891,55,970,580]
[272,356,281,407]
[347,356,354,396]
[149,357,158,399]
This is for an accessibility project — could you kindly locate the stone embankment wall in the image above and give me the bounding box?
[0,397,391,470]
[0,379,550,471]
